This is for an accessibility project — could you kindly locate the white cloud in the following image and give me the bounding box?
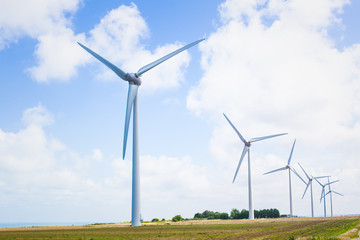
[88,3,148,57]
[0,105,111,221]
[0,0,85,82]
[1,2,192,89]
[22,104,54,126]
[84,4,191,92]
[92,148,103,161]
[0,105,216,222]
[27,29,87,82]
[0,0,81,48]
[187,0,360,216]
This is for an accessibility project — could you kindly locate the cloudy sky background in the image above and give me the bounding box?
[1,0,359,223]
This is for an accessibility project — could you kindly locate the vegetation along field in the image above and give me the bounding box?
[0,216,359,240]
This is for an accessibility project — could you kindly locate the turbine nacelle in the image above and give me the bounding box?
[126,73,142,86]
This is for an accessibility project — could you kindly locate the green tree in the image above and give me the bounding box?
[172,215,183,222]
[271,208,280,218]
[151,218,159,222]
[230,208,241,219]
[202,210,215,219]
[239,209,249,219]
[220,212,229,219]
[194,212,202,219]
[214,212,221,219]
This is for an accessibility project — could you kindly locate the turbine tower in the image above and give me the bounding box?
[264,139,303,217]
[325,177,343,217]
[223,113,287,220]
[298,163,328,217]
[78,39,204,226]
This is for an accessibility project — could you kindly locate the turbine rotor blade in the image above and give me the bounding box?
[302,181,311,199]
[123,83,139,159]
[223,113,246,144]
[291,167,307,185]
[313,175,330,179]
[333,191,344,196]
[313,176,324,187]
[287,139,296,165]
[137,38,205,77]
[298,163,310,180]
[233,146,249,183]
[263,166,288,175]
[77,42,127,80]
[250,133,288,143]
[325,180,340,187]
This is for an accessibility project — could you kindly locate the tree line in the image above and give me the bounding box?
[193,208,280,220]
[152,208,280,223]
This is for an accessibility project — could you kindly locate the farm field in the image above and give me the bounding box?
[0,216,359,240]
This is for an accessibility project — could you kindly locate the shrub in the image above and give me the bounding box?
[172,215,183,222]
[151,218,159,222]
[220,212,229,219]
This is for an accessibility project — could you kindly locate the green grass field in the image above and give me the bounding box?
[0,217,359,240]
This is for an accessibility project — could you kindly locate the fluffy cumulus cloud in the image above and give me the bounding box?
[0,0,87,82]
[0,1,191,90]
[82,3,190,92]
[187,0,360,216]
[0,105,214,222]
[0,105,120,221]
[0,0,80,46]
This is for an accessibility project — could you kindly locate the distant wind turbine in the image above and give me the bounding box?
[313,177,339,217]
[325,177,343,217]
[223,113,287,220]
[264,139,303,217]
[298,163,328,217]
[78,39,204,226]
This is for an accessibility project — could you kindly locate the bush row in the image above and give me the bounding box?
[151,208,280,223]
[194,208,280,220]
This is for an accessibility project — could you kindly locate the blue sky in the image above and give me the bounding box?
[1,0,360,223]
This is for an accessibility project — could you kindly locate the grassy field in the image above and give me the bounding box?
[0,216,359,239]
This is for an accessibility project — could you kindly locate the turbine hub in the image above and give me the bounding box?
[245,142,251,147]
[126,73,142,86]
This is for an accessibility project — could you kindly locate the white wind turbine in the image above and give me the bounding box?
[298,163,328,217]
[78,39,204,226]
[325,177,343,217]
[264,139,306,217]
[223,113,287,220]
[313,177,339,217]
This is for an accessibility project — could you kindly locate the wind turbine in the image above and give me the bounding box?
[313,177,339,217]
[325,177,343,217]
[264,139,301,217]
[78,39,204,226]
[223,113,287,220]
[298,163,328,217]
